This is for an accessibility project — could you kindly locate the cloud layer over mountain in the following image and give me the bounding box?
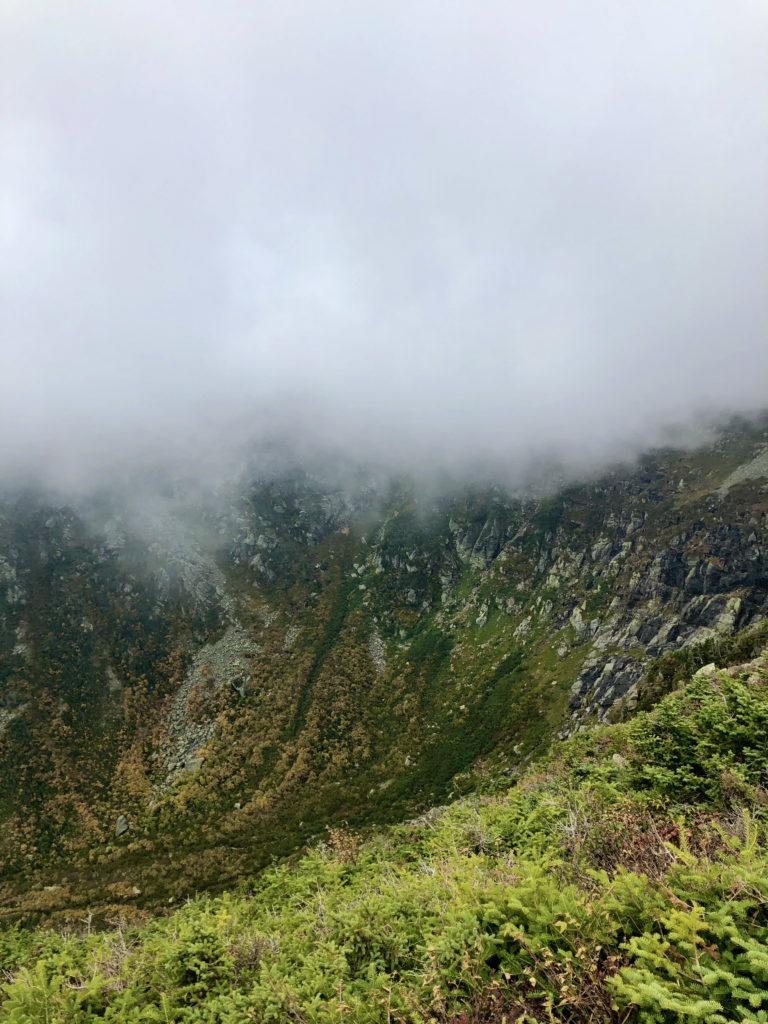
[2,1,767,487]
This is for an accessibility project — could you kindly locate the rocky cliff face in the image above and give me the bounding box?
[0,421,767,919]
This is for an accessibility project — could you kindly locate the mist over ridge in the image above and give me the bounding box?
[2,1,767,493]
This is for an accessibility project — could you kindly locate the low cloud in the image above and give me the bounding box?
[1,1,767,491]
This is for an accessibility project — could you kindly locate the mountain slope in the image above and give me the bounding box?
[0,419,767,918]
[2,640,767,1022]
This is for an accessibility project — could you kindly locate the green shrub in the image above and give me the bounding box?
[2,649,768,1022]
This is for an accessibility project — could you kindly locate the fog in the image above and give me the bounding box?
[2,1,767,492]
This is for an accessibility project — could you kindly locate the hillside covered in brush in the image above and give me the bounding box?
[2,638,768,1022]
[0,420,767,919]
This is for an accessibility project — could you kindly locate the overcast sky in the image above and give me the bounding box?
[1,1,767,488]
